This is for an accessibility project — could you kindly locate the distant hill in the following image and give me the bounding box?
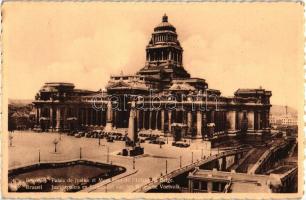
[270,105,297,117]
[8,99,33,106]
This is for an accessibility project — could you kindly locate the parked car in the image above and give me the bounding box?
[107,137,114,143]
[173,141,190,148]
[149,137,166,145]
[67,132,75,136]
[74,133,82,138]
[77,131,85,137]
[85,132,93,138]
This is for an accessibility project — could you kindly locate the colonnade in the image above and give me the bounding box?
[35,102,270,135]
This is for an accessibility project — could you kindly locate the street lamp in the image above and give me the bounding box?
[133,157,135,170]
[9,134,13,147]
[179,156,182,168]
[52,138,59,153]
[98,137,101,146]
[166,160,168,174]
[107,146,109,163]
[38,149,41,163]
[80,147,82,160]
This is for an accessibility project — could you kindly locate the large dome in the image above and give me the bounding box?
[154,14,176,32]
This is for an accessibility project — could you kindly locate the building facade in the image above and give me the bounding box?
[33,15,272,142]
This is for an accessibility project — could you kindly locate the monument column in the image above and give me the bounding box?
[128,101,137,143]
[105,101,113,131]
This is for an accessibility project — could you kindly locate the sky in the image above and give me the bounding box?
[2,2,304,109]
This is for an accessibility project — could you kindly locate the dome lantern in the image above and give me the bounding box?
[162,14,168,22]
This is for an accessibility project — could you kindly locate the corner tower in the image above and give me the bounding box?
[137,14,190,90]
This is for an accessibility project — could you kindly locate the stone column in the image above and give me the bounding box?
[37,107,41,124]
[196,111,202,137]
[85,108,89,125]
[155,110,159,130]
[105,101,113,131]
[142,110,146,130]
[188,179,193,192]
[80,108,84,125]
[202,112,207,135]
[210,111,215,123]
[149,110,152,130]
[168,111,172,133]
[101,109,106,125]
[63,107,67,130]
[136,109,140,131]
[90,109,94,125]
[187,111,192,134]
[237,111,243,130]
[95,110,99,125]
[247,111,255,130]
[161,110,165,132]
[257,111,261,130]
[226,110,236,131]
[128,101,137,143]
[56,107,61,131]
[49,107,53,130]
[266,111,270,128]
[75,108,79,126]
[207,181,212,193]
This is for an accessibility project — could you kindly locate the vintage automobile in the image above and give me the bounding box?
[172,141,190,148]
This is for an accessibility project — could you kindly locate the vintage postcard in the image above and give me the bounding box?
[1,1,304,199]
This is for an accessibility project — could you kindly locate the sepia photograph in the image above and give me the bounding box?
[1,1,304,199]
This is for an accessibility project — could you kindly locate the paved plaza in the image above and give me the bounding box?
[8,131,218,192]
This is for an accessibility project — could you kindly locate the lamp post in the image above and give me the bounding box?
[166,160,168,174]
[38,149,41,163]
[107,146,109,163]
[179,156,182,168]
[133,157,135,170]
[9,134,13,147]
[53,138,59,153]
[98,137,101,146]
[80,147,82,160]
